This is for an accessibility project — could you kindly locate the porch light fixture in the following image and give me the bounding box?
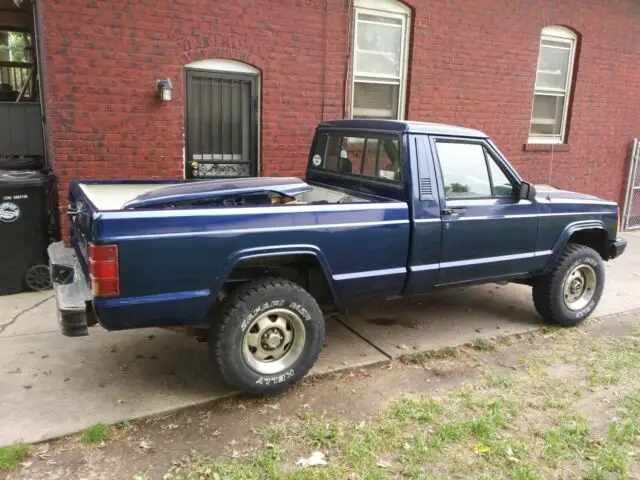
[157,79,172,102]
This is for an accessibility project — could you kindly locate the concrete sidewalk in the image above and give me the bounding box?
[1,232,639,447]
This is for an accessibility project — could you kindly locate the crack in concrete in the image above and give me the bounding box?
[331,313,394,360]
[0,295,55,335]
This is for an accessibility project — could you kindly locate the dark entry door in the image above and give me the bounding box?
[185,70,258,179]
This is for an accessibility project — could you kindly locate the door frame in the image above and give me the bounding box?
[183,65,259,179]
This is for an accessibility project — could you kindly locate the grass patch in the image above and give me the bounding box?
[512,464,538,480]
[261,423,286,445]
[471,337,496,352]
[82,423,110,444]
[401,346,458,365]
[485,374,516,389]
[300,417,341,447]
[543,418,590,463]
[118,421,133,431]
[390,396,442,424]
[0,443,29,471]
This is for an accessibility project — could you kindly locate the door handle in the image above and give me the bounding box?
[441,208,465,217]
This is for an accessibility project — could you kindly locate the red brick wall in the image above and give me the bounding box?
[37,0,640,237]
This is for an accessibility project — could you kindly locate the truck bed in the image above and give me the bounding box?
[79,184,169,210]
[77,178,373,211]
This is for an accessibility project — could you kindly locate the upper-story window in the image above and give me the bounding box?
[528,26,577,144]
[351,0,410,120]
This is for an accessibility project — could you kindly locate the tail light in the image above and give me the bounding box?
[88,243,119,297]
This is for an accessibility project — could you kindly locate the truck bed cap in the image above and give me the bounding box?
[122,177,311,209]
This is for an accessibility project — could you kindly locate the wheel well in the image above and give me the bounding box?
[223,254,336,308]
[568,228,608,259]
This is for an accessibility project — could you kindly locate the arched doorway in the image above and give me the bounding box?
[184,59,259,179]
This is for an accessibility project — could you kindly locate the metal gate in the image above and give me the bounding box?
[185,70,258,179]
[623,139,640,230]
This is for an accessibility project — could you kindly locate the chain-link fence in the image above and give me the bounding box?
[623,139,640,230]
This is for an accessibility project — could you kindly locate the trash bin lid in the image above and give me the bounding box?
[0,169,49,187]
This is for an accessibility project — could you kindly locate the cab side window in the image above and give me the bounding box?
[435,141,515,199]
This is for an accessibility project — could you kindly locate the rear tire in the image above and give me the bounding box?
[532,243,605,327]
[210,276,325,396]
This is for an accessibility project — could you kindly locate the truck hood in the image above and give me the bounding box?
[534,184,612,203]
[123,177,311,209]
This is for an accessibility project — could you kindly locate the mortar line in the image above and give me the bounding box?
[0,295,54,335]
[330,314,394,360]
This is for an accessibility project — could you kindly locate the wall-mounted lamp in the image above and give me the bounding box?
[157,79,172,102]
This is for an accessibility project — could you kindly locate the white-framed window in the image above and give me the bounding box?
[528,26,577,144]
[351,0,410,120]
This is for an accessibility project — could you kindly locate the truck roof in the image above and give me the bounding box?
[318,119,487,138]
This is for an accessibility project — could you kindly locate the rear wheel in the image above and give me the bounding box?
[532,243,605,327]
[210,277,325,396]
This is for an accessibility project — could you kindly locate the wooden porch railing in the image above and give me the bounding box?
[0,60,35,100]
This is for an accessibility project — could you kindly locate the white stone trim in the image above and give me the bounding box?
[355,0,410,15]
[185,59,260,75]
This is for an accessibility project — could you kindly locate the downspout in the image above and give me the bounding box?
[320,0,328,122]
[30,0,47,169]
[343,0,354,118]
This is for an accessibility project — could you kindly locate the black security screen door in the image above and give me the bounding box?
[185,70,258,178]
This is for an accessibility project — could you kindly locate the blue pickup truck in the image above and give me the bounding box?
[49,119,627,396]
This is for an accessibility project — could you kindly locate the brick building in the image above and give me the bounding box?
[4,0,640,234]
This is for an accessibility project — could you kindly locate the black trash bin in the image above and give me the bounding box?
[0,170,53,295]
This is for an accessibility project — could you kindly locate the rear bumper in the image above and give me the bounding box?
[609,236,627,260]
[48,241,94,337]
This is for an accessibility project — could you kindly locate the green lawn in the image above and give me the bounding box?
[165,325,640,479]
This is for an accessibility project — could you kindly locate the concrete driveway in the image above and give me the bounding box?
[1,232,639,447]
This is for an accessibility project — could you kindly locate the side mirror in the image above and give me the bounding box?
[518,181,537,201]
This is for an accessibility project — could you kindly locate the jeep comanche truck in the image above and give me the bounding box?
[49,119,627,396]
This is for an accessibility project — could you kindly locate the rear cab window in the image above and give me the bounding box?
[309,133,403,183]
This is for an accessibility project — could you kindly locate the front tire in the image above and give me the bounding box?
[210,277,325,396]
[532,243,605,327]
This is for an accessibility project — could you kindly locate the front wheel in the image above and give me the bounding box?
[210,277,325,396]
[532,243,605,327]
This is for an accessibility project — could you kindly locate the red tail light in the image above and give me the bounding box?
[88,243,119,297]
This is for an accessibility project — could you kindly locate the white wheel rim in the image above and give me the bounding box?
[241,308,306,375]
[563,264,597,311]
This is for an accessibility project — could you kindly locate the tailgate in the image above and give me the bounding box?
[67,183,97,280]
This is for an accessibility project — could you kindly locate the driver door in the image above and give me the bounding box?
[431,137,539,285]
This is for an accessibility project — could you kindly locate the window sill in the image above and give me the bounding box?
[523,143,570,152]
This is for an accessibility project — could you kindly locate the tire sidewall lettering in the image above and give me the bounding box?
[240,299,286,332]
[255,369,296,386]
[288,301,312,322]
